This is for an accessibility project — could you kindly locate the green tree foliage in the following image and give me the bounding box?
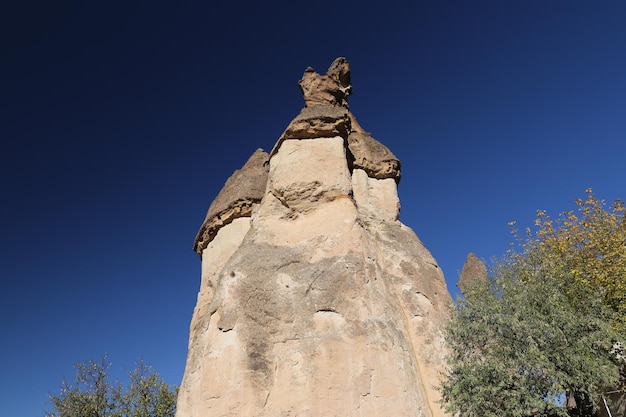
[46,354,178,417]
[441,190,625,417]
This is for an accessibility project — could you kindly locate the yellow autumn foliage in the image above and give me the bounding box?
[512,189,626,335]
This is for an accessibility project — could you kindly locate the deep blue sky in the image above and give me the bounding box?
[2,2,625,416]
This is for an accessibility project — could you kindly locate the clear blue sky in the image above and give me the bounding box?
[2,2,625,416]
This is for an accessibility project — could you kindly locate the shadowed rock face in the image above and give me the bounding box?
[457,253,488,295]
[178,58,451,417]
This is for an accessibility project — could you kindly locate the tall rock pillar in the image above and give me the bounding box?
[177,58,451,417]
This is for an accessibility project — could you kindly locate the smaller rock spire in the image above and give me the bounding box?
[457,252,488,295]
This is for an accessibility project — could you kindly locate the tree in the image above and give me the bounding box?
[517,189,626,334]
[440,190,625,417]
[46,354,178,417]
[117,360,178,417]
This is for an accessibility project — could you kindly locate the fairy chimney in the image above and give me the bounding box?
[176,58,452,417]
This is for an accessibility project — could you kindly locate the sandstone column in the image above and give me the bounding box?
[177,58,451,417]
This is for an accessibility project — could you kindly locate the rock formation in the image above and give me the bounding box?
[457,252,488,295]
[177,58,451,417]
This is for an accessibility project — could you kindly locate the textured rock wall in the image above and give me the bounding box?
[177,58,451,417]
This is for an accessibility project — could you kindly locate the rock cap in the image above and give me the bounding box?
[299,57,352,108]
[271,58,401,184]
[193,148,269,254]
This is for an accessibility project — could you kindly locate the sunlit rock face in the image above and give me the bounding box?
[177,58,451,417]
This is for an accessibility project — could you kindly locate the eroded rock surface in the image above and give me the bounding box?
[299,56,352,108]
[177,58,451,417]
